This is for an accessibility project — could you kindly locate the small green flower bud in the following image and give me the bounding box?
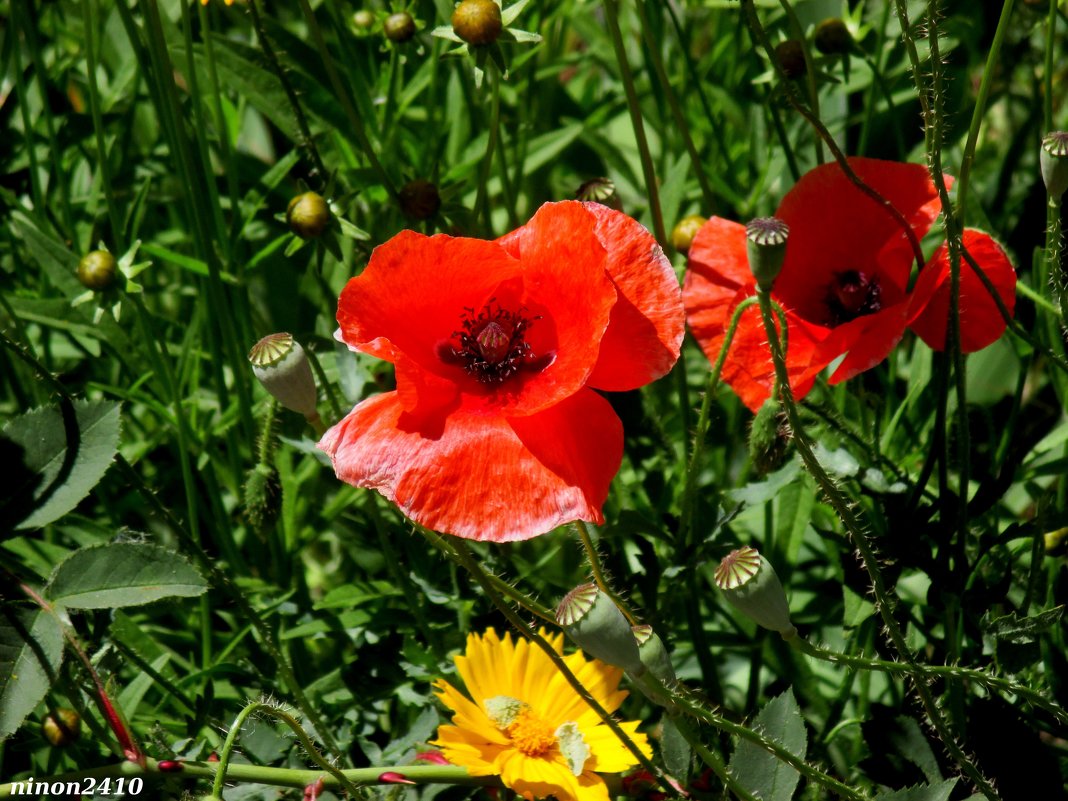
[813,18,852,55]
[1040,131,1068,199]
[77,250,118,292]
[399,179,442,220]
[714,546,795,636]
[452,0,503,46]
[746,217,789,292]
[286,192,331,239]
[245,462,282,536]
[42,708,81,747]
[671,215,707,254]
[556,583,644,674]
[748,398,791,475]
[353,9,375,29]
[775,40,807,79]
[576,177,622,211]
[384,11,417,43]
[1044,527,1068,558]
[631,625,675,684]
[249,333,319,419]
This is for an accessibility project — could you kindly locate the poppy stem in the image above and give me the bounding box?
[575,522,639,626]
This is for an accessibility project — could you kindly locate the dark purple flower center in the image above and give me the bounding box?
[446,301,546,384]
[827,270,882,325]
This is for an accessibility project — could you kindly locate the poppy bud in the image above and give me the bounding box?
[77,250,118,292]
[671,215,707,254]
[556,583,644,674]
[42,708,81,746]
[384,11,417,43]
[1044,527,1068,558]
[399,179,442,220]
[353,9,374,29]
[775,40,807,79]
[813,18,852,55]
[746,217,789,292]
[631,625,675,684]
[1040,131,1068,199]
[576,177,622,211]
[286,192,331,239]
[748,398,790,475]
[452,0,503,46]
[714,546,795,636]
[245,462,282,535]
[249,333,319,419]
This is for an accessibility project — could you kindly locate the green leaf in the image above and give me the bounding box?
[984,606,1064,643]
[1,399,121,531]
[872,779,957,801]
[728,688,807,801]
[843,585,875,628]
[660,716,692,783]
[46,542,209,609]
[0,607,65,740]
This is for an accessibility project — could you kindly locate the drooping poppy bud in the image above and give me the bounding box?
[249,333,319,420]
[746,217,789,292]
[556,583,644,673]
[384,11,417,43]
[714,546,795,636]
[748,398,791,475]
[286,192,331,239]
[77,250,118,291]
[452,0,503,46]
[1040,131,1068,199]
[671,215,707,254]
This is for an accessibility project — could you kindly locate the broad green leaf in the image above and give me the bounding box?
[660,716,692,784]
[1,399,121,531]
[728,688,807,801]
[46,542,208,609]
[843,585,876,628]
[872,779,957,801]
[0,608,65,740]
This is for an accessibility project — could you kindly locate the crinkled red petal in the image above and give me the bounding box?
[579,202,685,391]
[318,390,621,542]
[815,302,911,384]
[774,158,945,326]
[907,229,1016,352]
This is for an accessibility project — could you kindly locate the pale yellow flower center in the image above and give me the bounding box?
[506,708,557,757]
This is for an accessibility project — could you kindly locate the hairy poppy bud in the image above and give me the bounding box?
[775,40,807,79]
[1041,131,1068,199]
[556,583,644,674]
[748,398,790,474]
[671,215,707,254]
[287,192,331,239]
[746,217,789,292]
[714,546,795,636]
[353,9,374,29]
[77,250,118,291]
[249,333,319,419]
[384,11,416,43]
[631,625,675,684]
[814,18,852,55]
[245,462,282,535]
[452,0,503,46]
[399,179,442,220]
[42,708,81,746]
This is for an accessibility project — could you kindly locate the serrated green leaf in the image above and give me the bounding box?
[728,688,807,801]
[1,399,121,531]
[46,542,208,609]
[0,607,65,740]
[872,778,957,801]
[985,606,1064,643]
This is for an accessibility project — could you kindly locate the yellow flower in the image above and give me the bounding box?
[200,0,236,5]
[432,628,651,801]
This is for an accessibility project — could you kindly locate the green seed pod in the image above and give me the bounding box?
[746,216,789,292]
[671,214,707,254]
[556,583,644,674]
[77,250,118,292]
[1040,131,1068,199]
[286,192,331,239]
[248,333,319,419]
[748,398,790,475]
[452,0,503,46]
[42,708,81,747]
[399,179,442,220]
[384,11,417,43]
[631,625,675,684]
[576,177,622,211]
[353,9,375,29]
[775,40,807,79]
[814,18,852,55]
[714,546,795,636]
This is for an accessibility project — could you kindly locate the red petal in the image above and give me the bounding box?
[489,202,618,416]
[318,390,622,541]
[907,229,1016,352]
[814,302,911,384]
[774,158,945,326]
[580,202,684,391]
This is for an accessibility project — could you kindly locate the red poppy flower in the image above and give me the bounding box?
[319,201,684,541]
[683,158,1016,411]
